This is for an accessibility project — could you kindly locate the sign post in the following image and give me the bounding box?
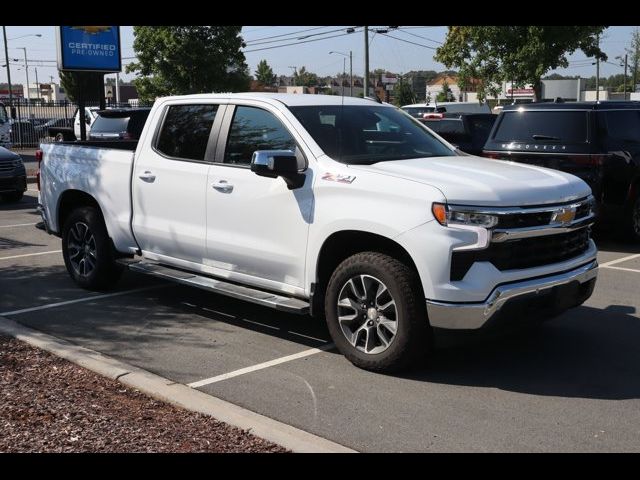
[56,26,122,140]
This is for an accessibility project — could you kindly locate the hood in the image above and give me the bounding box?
[0,146,20,161]
[349,155,591,207]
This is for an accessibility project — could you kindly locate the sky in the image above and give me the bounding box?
[1,26,638,87]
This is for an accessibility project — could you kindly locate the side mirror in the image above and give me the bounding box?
[251,150,305,189]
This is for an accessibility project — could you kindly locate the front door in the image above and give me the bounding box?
[205,103,314,294]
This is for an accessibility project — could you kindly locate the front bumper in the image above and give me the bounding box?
[0,174,26,193]
[426,260,598,330]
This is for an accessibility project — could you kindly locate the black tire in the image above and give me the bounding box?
[324,252,432,372]
[626,193,640,243]
[61,206,124,291]
[1,191,24,202]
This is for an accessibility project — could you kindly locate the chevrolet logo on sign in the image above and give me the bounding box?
[551,207,576,226]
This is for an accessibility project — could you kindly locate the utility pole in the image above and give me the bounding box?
[288,66,298,87]
[2,26,12,107]
[115,72,120,105]
[595,34,600,101]
[35,67,40,100]
[19,47,31,118]
[364,27,369,98]
[624,53,628,100]
[349,50,353,97]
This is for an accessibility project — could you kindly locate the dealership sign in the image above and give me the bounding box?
[56,26,121,72]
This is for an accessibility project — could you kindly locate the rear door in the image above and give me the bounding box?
[132,102,225,265]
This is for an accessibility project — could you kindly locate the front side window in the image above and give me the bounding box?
[224,106,296,165]
[156,104,218,161]
[290,105,454,164]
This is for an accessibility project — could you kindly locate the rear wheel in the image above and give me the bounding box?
[626,194,640,242]
[324,252,431,372]
[62,207,123,291]
[1,191,24,202]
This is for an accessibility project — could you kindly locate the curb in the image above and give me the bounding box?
[0,316,357,453]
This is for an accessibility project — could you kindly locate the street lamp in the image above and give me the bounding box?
[616,54,629,101]
[329,51,353,97]
[2,30,41,108]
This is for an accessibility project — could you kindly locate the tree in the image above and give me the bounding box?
[627,27,640,92]
[59,71,104,103]
[435,26,607,102]
[255,59,276,87]
[436,80,452,102]
[293,66,318,87]
[393,77,415,106]
[126,26,249,102]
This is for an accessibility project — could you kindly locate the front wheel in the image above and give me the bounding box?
[324,252,432,372]
[62,207,123,291]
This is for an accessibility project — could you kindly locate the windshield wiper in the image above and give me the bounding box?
[532,134,561,141]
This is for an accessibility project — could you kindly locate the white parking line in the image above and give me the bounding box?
[188,343,335,388]
[0,285,165,317]
[241,318,279,330]
[0,250,61,261]
[287,331,330,343]
[0,222,37,228]
[601,265,640,274]
[599,253,640,268]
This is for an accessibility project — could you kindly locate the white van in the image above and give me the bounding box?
[0,103,10,147]
[402,101,491,118]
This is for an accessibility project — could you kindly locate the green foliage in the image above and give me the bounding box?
[126,26,249,102]
[59,71,104,102]
[393,79,415,106]
[293,66,319,87]
[436,80,452,102]
[255,60,276,86]
[627,27,640,90]
[435,26,607,101]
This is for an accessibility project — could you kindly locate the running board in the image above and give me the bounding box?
[120,259,309,314]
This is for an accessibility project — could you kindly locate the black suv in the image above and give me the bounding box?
[421,113,497,156]
[0,146,26,202]
[483,102,640,240]
[89,108,151,141]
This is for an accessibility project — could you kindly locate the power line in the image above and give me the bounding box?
[244,27,352,47]
[243,28,362,53]
[244,26,330,45]
[395,28,443,45]
[379,32,437,50]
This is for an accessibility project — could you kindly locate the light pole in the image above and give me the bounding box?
[288,66,298,87]
[4,32,41,108]
[329,51,353,97]
[616,54,629,100]
[17,47,32,118]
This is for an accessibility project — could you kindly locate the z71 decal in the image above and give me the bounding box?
[322,172,356,184]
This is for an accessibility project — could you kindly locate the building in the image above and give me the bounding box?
[105,84,138,104]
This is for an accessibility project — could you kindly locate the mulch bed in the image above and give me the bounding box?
[0,335,288,453]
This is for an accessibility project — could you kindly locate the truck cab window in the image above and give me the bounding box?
[224,106,296,165]
[156,104,218,161]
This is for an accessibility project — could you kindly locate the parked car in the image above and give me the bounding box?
[482,101,640,241]
[0,146,26,202]
[420,113,497,155]
[402,102,491,118]
[9,120,38,147]
[89,108,151,141]
[35,117,74,138]
[48,106,100,142]
[38,93,598,372]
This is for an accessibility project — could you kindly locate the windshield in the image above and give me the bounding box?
[91,116,129,134]
[289,105,454,164]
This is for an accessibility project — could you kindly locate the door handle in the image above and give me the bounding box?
[139,171,156,183]
[212,180,233,193]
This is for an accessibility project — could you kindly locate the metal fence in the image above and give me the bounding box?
[2,99,153,149]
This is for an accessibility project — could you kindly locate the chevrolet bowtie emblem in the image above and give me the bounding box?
[551,207,576,225]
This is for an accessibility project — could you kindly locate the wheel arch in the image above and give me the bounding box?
[310,230,424,316]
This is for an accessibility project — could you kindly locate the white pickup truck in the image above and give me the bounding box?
[38,93,599,372]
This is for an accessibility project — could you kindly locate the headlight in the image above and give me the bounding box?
[432,203,498,228]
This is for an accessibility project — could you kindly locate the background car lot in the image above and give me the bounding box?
[2,190,640,452]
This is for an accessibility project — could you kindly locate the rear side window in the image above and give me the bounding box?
[598,110,640,142]
[426,119,465,135]
[493,111,589,143]
[156,104,218,161]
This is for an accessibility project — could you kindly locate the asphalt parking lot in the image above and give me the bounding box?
[2,190,640,452]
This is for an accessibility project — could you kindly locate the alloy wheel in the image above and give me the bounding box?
[67,221,97,277]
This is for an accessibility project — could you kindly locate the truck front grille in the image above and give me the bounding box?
[450,228,591,281]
